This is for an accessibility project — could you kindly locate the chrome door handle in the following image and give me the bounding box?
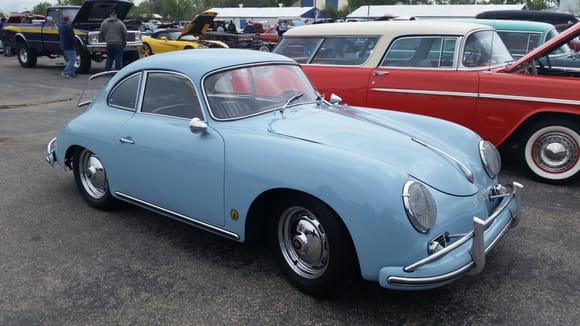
[372,71,389,76]
[119,137,135,144]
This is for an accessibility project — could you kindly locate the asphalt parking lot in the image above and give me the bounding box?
[1,54,579,325]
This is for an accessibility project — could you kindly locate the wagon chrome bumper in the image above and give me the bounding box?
[379,181,523,289]
[46,137,57,167]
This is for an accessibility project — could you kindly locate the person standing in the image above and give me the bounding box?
[58,16,76,78]
[99,10,127,71]
[1,16,12,56]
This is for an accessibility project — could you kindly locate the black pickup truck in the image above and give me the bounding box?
[3,0,142,73]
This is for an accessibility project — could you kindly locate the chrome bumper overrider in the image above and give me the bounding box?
[46,137,57,167]
[385,181,523,288]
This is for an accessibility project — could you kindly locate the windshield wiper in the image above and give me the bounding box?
[281,92,304,110]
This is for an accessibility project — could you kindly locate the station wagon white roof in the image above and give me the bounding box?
[284,21,494,38]
[281,21,496,67]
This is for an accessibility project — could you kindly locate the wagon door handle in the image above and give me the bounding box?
[372,71,389,76]
[119,136,135,144]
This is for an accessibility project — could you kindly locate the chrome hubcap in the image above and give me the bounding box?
[278,207,329,279]
[79,151,107,199]
[20,49,28,62]
[533,132,579,173]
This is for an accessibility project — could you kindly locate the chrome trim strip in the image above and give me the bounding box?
[412,138,474,183]
[403,182,522,273]
[371,88,477,98]
[389,261,474,286]
[370,88,580,106]
[116,192,240,240]
[479,93,580,106]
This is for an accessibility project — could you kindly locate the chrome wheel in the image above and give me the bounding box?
[77,150,108,200]
[141,43,153,57]
[278,206,329,279]
[524,124,580,182]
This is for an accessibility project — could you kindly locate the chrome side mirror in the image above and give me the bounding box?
[329,93,342,105]
[189,117,208,133]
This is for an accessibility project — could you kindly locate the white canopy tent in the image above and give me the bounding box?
[347,4,528,20]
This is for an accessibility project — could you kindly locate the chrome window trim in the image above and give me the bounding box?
[139,70,207,121]
[107,72,143,111]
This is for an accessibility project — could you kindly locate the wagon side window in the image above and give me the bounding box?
[141,72,203,119]
[274,37,323,63]
[108,72,141,111]
[382,36,455,69]
[310,36,379,65]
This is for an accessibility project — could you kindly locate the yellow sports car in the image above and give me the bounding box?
[141,11,228,56]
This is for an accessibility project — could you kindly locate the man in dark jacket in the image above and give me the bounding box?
[58,16,76,78]
[99,10,128,71]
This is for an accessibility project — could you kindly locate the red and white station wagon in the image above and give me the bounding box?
[275,21,580,184]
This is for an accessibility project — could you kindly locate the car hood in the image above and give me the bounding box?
[179,11,217,39]
[506,22,580,73]
[268,106,482,196]
[73,0,134,30]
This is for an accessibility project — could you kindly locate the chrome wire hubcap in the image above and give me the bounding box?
[278,207,329,279]
[533,132,579,173]
[79,151,107,199]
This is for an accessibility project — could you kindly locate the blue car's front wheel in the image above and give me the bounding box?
[73,149,116,210]
[271,193,358,296]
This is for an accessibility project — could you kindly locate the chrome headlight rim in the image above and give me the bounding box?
[402,181,437,234]
[479,140,502,178]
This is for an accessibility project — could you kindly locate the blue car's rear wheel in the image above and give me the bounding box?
[271,193,358,296]
[73,149,115,210]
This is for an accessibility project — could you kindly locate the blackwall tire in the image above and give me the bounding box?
[269,193,358,296]
[75,46,92,74]
[16,44,37,68]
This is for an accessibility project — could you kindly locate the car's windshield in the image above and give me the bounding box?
[204,64,318,120]
[545,28,573,56]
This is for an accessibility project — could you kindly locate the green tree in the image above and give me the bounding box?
[32,2,52,15]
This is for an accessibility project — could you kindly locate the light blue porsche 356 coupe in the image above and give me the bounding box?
[46,49,523,296]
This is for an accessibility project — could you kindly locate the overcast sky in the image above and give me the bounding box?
[1,1,147,14]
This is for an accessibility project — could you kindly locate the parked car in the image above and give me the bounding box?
[475,9,580,51]
[141,11,227,56]
[454,19,579,67]
[274,21,580,184]
[46,49,522,296]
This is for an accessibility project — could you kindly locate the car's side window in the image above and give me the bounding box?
[497,31,541,59]
[382,36,456,68]
[108,73,141,111]
[141,72,203,119]
[274,37,324,63]
[309,36,379,65]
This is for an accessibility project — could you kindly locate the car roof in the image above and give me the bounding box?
[120,49,296,79]
[459,19,556,33]
[475,10,579,25]
[283,21,494,37]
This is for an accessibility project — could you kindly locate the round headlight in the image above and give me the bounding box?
[402,181,437,233]
[479,140,501,178]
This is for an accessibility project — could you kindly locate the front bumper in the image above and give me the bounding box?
[379,181,523,290]
[46,137,57,167]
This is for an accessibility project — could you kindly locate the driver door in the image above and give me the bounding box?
[115,71,226,226]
